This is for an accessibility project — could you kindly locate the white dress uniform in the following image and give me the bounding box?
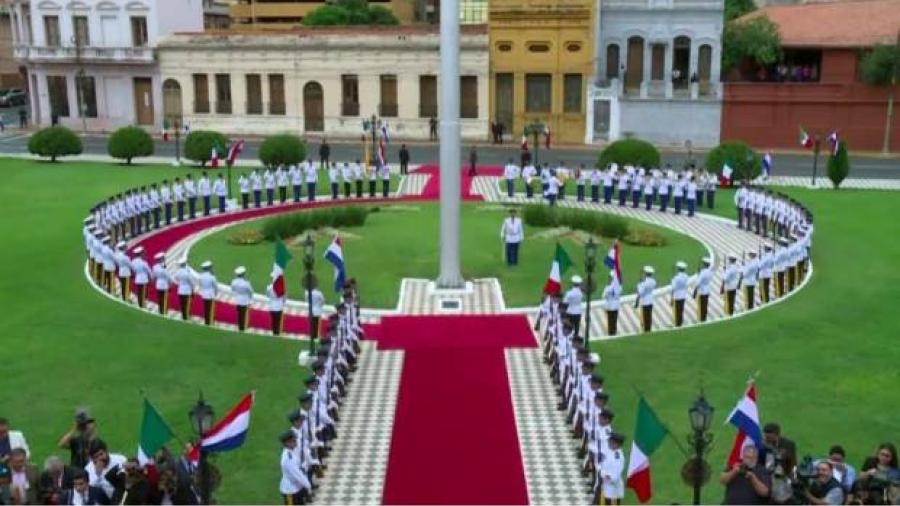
[637,277,656,306]
[198,271,218,300]
[602,279,621,311]
[153,261,171,292]
[599,445,626,500]
[695,266,713,296]
[671,271,689,301]
[132,256,151,286]
[175,266,194,296]
[231,277,254,306]
[279,447,309,497]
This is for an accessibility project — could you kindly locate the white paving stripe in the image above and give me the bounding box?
[756,175,900,191]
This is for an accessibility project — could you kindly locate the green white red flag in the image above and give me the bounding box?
[626,396,670,503]
[799,127,813,148]
[543,243,572,294]
[137,398,175,466]
[271,239,292,297]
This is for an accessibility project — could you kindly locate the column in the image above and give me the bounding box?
[689,43,699,99]
[711,45,722,99]
[640,41,651,98]
[664,40,673,98]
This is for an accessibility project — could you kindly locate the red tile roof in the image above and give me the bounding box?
[739,0,900,48]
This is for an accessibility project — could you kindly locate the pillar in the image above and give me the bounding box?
[640,41,651,98]
[689,42,699,100]
[664,41,673,98]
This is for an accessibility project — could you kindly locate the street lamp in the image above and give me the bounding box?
[584,237,598,345]
[811,134,822,187]
[684,139,694,170]
[684,390,714,505]
[188,392,214,506]
[362,114,379,169]
[302,233,316,354]
[523,119,545,167]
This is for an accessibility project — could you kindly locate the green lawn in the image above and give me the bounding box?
[189,203,707,308]
[1,157,898,504]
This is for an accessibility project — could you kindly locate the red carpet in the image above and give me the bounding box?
[376,315,536,505]
[415,164,502,200]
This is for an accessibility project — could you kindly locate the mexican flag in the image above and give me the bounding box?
[271,239,292,297]
[799,127,813,148]
[137,398,175,465]
[543,243,572,294]
[626,396,670,503]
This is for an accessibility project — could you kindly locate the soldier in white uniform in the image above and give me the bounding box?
[306,159,319,201]
[267,280,285,335]
[173,177,186,222]
[160,180,173,225]
[198,260,218,326]
[367,161,378,197]
[603,165,615,204]
[353,160,364,198]
[503,159,520,198]
[759,244,774,303]
[184,174,197,219]
[238,173,250,209]
[131,246,151,309]
[250,169,263,208]
[721,255,741,315]
[499,208,524,266]
[589,165,601,203]
[597,432,627,505]
[575,164,587,202]
[658,171,671,212]
[635,266,656,332]
[693,257,714,322]
[616,169,630,206]
[670,261,690,327]
[378,162,391,198]
[149,183,162,229]
[734,183,748,229]
[686,176,699,217]
[328,162,340,200]
[199,172,212,216]
[264,168,276,206]
[278,431,309,505]
[743,251,760,310]
[231,266,254,331]
[100,236,116,293]
[564,275,585,338]
[152,253,171,316]
[642,171,655,211]
[290,163,303,202]
[341,163,354,198]
[602,271,621,335]
[672,175,686,215]
[174,258,195,321]
[213,174,228,214]
[277,165,289,203]
[522,162,537,199]
[114,242,133,301]
[775,238,789,297]
[631,168,643,208]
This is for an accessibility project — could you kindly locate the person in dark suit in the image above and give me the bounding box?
[59,470,109,505]
[398,144,410,175]
[318,139,330,170]
[763,422,798,478]
[7,448,40,504]
[39,456,75,504]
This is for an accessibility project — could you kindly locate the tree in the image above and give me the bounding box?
[705,141,762,182]
[27,126,83,162]
[184,130,229,166]
[859,43,900,153]
[723,16,782,74]
[107,126,154,165]
[303,0,399,25]
[827,141,850,189]
[259,134,307,168]
[725,0,756,21]
[598,139,661,168]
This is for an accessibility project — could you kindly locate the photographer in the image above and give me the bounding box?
[721,445,772,504]
[815,445,857,493]
[805,460,845,505]
[852,443,900,505]
[120,458,150,505]
[57,412,99,468]
[764,422,798,504]
[84,440,126,503]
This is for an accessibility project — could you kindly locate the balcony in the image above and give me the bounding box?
[13,45,155,64]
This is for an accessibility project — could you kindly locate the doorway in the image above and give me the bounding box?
[133,77,154,125]
[303,81,324,132]
[625,36,644,92]
[162,79,182,126]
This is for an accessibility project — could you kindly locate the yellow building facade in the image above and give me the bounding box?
[489,0,594,145]
[229,0,418,29]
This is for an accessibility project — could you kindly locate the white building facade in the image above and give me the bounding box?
[7,0,203,130]
[587,0,723,147]
[156,27,490,140]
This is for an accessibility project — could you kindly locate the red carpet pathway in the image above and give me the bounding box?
[376,314,536,505]
[415,164,502,200]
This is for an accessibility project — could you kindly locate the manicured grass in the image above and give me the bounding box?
[1,157,898,505]
[189,203,707,308]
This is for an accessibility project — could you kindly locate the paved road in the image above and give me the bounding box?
[1,130,897,179]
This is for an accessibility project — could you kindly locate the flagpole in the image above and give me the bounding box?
[811,135,821,187]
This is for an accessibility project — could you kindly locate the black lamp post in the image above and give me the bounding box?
[685,139,694,169]
[685,391,714,505]
[811,135,822,187]
[188,393,214,505]
[303,233,316,354]
[584,237,598,345]
[363,114,379,168]
[523,119,545,168]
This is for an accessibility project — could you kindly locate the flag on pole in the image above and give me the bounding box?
[378,136,386,168]
[721,161,734,182]
[543,125,551,149]
[543,243,572,294]
[762,152,773,178]
[209,146,220,168]
[324,236,346,293]
[271,239,292,298]
[604,239,622,284]
[799,127,813,148]
[137,398,175,466]
[521,134,529,151]
[626,396,670,503]
[826,130,839,156]
[725,381,763,466]
[227,140,245,166]
[381,121,390,144]
[201,392,255,453]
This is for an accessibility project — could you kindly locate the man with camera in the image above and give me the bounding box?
[721,445,772,504]
[57,412,99,469]
[804,460,845,505]
[763,422,798,504]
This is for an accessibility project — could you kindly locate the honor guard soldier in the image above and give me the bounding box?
[564,275,585,336]
[131,247,151,309]
[742,251,760,310]
[787,236,799,291]
[775,238,789,297]
[686,176,698,217]
[251,169,263,208]
[603,165,615,204]
[696,171,705,208]
[101,236,116,292]
[631,168,643,208]
[544,169,560,206]
[378,162,390,198]
[213,174,227,213]
[556,162,569,200]
[277,165,289,203]
[279,431,309,505]
[328,162,340,200]
[576,164,587,202]
[238,173,250,209]
[149,184,162,229]
[353,160,364,198]
[657,171,671,212]
[199,172,212,216]
[734,183,747,229]
[643,171,655,210]
[306,159,319,201]
[670,261,689,327]
[705,171,717,209]
[589,166,601,203]
[503,159,520,197]
[722,255,740,315]
[602,271,622,335]
[616,169,629,206]
[500,208,524,266]
[230,266,254,331]
[267,280,285,335]
[114,242,133,301]
[522,162,537,199]
[672,174,685,215]
[759,245,774,303]
[635,266,656,332]
[173,177,186,222]
[184,174,197,219]
[693,257,714,322]
[290,163,303,202]
[341,163,354,198]
[264,168,276,206]
[367,162,378,197]
[160,179,173,225]
[597,432,627,505]
[174,258,194,321]
[152,253,171,315]
[198,260,218,325]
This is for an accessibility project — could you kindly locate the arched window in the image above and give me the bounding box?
[673,35,691,89]
[606,44,620,80]
[625,36,644,91]
[303,81,324,132]
[162,79,182,125]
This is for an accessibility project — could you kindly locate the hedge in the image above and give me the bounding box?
[184,130,229,166]
[598,138,661,169]
[522,205,629,239]
[260,206,370,241]
[27,126,83,162]
[705,140,762,182]
[827,141,850,189]
[107,126,154,165]
[259,134,307,168]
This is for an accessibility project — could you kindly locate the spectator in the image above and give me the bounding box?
[84,440,126,503]
[59,469,108,505]
[318,138,330,170]
[398,144,410,175]
[58,411,99,468]
[18,109,26,129]
[7,448,39,504]
[468,146,477,177]
[38,455,74,504]
[0,418,30,463]
[720,445,771,505]
[854,442,900,503]
[0,464,12,504]
[805,460,845,505]
[816,445,856,492]
[429,116,437,141]
[121,458,150,505]
[763,422,797,477]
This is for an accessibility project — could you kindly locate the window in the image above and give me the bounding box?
[193,74,209,113]
[43,16,60,47]
[566,42,582,52]
[460,76,478,118]
[380,75,398,117]
[245,74,262,114]
[496,42,512,52]
[47,75,69,117]
[215,74,232,114]
[698,45,712,83]
[494,72,513,131]
[528,43,550,53]
[269,74,285,115]
[73,16,90,47]
[341,74,359,116]
[76,75,97,118]
[419,75,437,118]
[563,74,582,113]
[606,44,620,80]
[525,73,551,113]
[131,17,148,47]
[651,44,665,80]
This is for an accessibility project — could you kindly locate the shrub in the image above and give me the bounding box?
[705,140,761,182]
[260,206,370,241]
[228,228,265,245]
[827,141,850,189]
[522,204,558,228]
[624,228,667,247]
[107,126,154,165]
[27,126,83,162]
[184,130,229,166]
[598,138,661,169]
[259,134,307,168]
[521,205,630,239]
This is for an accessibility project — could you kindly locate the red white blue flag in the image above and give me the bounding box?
[227,140,245,166]
[201,392,255,453]
[827,130,839,156]
[725,382,762,466]
[324,236,346,293]
[604,239,622,284]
